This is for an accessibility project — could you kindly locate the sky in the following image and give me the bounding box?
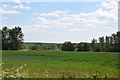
[0,0,118,43]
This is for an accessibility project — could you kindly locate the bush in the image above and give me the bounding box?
[61,41,75,51]
[30,44,41,50]
[77,42,91,51]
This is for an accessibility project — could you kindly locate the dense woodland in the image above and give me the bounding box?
[1,26,120,52]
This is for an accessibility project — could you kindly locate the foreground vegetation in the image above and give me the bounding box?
[2,50,119,78]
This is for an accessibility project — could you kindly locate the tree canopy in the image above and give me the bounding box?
[2,26,24,50]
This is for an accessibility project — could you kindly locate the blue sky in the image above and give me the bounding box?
[0,1,118,43]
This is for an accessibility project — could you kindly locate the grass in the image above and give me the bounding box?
[2,50,119,78]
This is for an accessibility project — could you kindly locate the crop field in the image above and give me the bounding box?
[2,50,119,78]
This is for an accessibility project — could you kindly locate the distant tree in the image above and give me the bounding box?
[99,37,105,52]
[31,44,41,50]
[111,33,117,52]
[57,44,62,50]
[109,32,120,52]
[9,27,24,50]
[61,41,75,51]
[109,36,113,51]
[50,44,59,50]
[82,43,91,51]
[116,31,120,52]
[2,27,10,50]
[91,31,120,52]
[77,42,91,51]
[0,29,2,50]
[91,39,98,51]
[105,36,110,52]
[77,42,84,51]
[2,26,24,50]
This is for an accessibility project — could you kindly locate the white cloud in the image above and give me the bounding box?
[0,9,21,14]
[22,24,56,34]
[12,4,30,9]
[85,24,96,27]
[3,0,30,4]
[39,13,60,17]
[25,1,118,33]
[2,5,8,8]
[23,24,48,29]
[32,17,46,22]
[38,10,67,17]
[68,28,88,32]
[24,1,31,4]
[3,17,8,20]
[12,0,22,4]
[100,1,117,9]
[32,16,73,29]
[0,17,8,22]
[0,17,8,26]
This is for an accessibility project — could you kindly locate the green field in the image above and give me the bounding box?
[2,50,119,78]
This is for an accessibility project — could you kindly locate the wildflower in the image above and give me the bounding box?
[46,74,48,77]
[2,64,28,78]
[45,70,48,74]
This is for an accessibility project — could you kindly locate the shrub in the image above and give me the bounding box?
[61,41,75,51]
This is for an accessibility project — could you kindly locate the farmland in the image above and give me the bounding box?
[2,50,119,78]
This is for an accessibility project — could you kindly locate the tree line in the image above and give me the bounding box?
[22,43,61,51]
[61,31,120,52]
[91,31,120,52]
[1,26,120,52]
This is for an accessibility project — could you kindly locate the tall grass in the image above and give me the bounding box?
[2,50,119,78]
